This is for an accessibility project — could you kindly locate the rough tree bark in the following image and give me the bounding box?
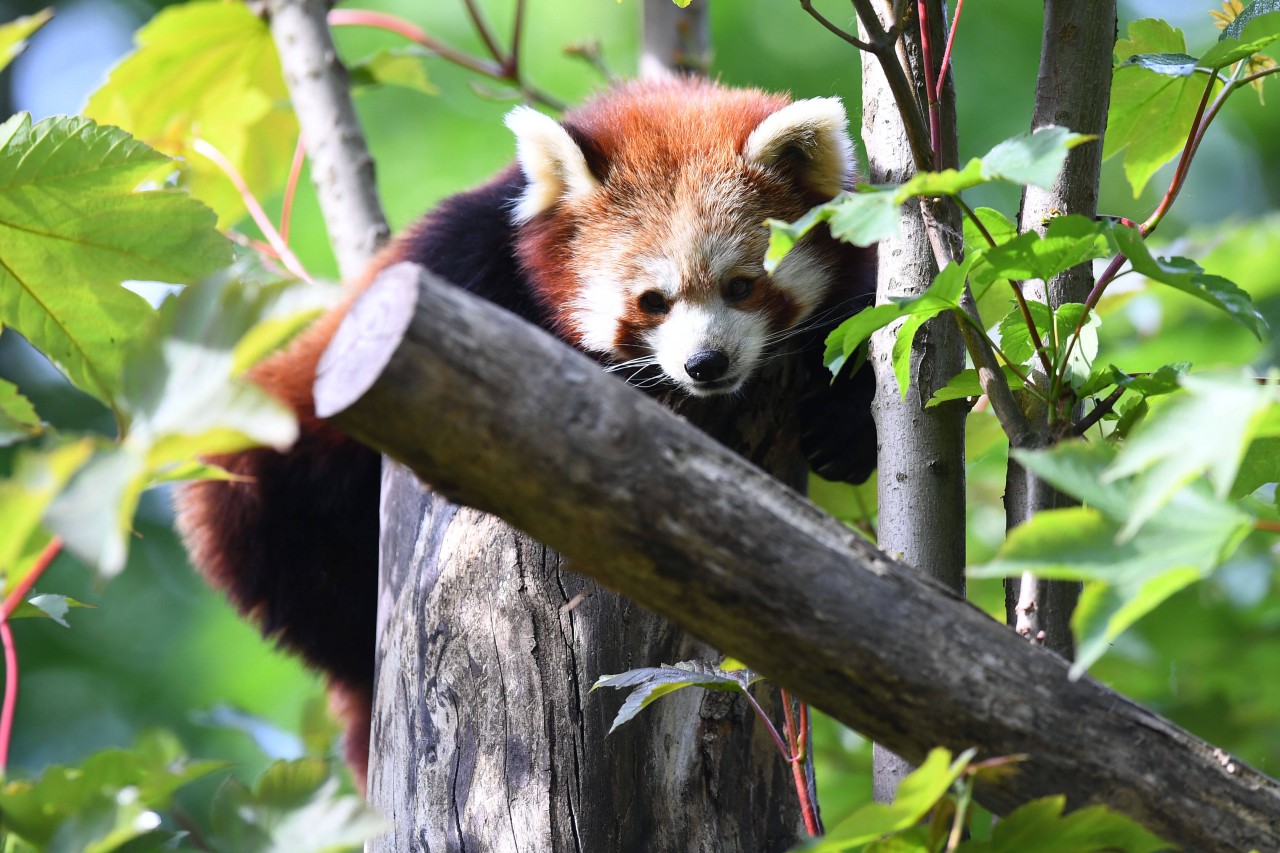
[856,0,967,801]
[316,263,1280,853]
[1003,0,1117,658]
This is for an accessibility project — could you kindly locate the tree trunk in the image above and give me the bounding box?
[365,351,809,852]
[362,8,807,848]
[858,0,967,800]
[1004,0,1118,657]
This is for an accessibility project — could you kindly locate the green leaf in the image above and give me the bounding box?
[1232,437,1280,498]
[974,438,1255,673]
[1119,52,1199,77]
[9,593,94,627]
[1109,224,1265,338]
[0,378,42,446]
[962,795,1173,852]
[963,207,1017,254]
[1111,362,1191,398]
[1105,372,1279,536]
[895,158,986,199]
[829,189,903,248]
[349,46,436,94]
[979,127,1094,189]
[996,301,1052,369]
[0,734,225,847]
[802,748,973,852]
[594,661,757,734]
[0,114,231,418]
[0,8,51,74]
[1200,6,1280,69]
[0,441,93,598]
[1105,20,1221,197]
[208,759,386,853]
[84,0,298,226]
[980,216,1110,283]
[927,367,1026,407]
[45,276,316,577]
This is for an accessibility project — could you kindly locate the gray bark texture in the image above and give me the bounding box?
[858,0,967,797]
[262,0,389,279]
[1004,0,1119,657]
[316,264,1280,853]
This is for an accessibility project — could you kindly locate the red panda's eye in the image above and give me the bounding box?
[725,277,755,302]
[639,291,670,314]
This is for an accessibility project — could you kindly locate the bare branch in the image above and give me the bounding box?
[262,0,389,278]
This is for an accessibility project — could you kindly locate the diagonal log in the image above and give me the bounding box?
[315,262,1280,852]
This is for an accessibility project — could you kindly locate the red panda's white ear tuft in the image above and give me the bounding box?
[744,97,855,198]
[505,106,600,223]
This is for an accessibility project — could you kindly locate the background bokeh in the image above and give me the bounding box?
[1,0,1278,825]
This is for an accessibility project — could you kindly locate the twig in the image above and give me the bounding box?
[192,139,313,282]
[848,0,936,170]
[916,0,941,163]
[280,135,306,246]
[461,0,506,68]
[1071,385,1126,436]
[0,536,63,774]
[936,0,964,101]
[799,0,874,51]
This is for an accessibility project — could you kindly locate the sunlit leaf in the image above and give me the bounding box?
[1105,372,1278,535]
[84,0,297,226]
[980,216,1110,283]
[0,441,93,598]
[349,46,436,94]
[927,367,1026,407]
[0,8,51,74]
[0,114,230,418]
[45,276,317,578]
[1105,19,1221,198]
[979,127,1095,189]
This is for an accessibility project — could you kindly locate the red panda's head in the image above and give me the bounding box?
[507,79,861,397]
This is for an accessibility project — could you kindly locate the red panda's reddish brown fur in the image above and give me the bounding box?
[176,78,877,787]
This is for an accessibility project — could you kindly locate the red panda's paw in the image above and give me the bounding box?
[800,357,878,485]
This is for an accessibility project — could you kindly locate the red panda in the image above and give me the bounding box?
[175,77,876,787]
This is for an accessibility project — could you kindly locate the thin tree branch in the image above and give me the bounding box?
[263,0,389,277]
[799,0,874,51]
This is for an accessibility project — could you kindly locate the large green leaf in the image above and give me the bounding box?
[45,276,321,578]
[0,8,51,74]
[973,439,1255,673]
[84,0,297,226]
[1109,224,1265,338]
[1105,19,1221,198]
[1105,372,1279,535]
[0,114,230,418]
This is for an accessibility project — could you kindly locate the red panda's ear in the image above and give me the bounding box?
[505,106,601,223]
[744,97,855,198]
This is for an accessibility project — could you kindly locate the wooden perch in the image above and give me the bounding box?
[315,262,1280,852]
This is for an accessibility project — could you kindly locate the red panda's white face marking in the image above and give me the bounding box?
[508,84,857,396]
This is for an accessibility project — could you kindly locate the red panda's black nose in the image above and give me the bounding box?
[685,350,730,383]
